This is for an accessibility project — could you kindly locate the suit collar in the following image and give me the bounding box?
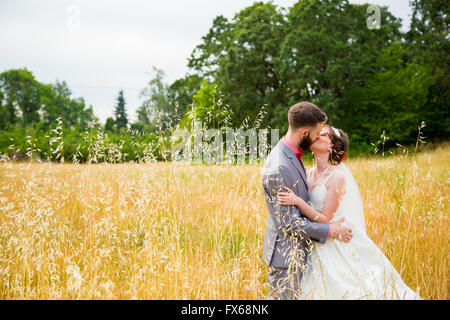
[278,139,308,188]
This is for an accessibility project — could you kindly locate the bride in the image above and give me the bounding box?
[277,125,422,300]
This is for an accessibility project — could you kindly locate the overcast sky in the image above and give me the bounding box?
[0,0,413,124]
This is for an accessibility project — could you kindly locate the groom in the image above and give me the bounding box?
[261,101,353,300]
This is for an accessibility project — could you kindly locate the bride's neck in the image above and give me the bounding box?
[314,152,331,173]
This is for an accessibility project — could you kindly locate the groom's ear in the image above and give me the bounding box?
[299,127,309,137]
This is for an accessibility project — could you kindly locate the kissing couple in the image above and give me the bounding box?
[261,101,422,300]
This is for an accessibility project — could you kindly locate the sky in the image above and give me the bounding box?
[0,0,414,124]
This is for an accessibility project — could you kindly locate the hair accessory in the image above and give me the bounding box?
[340,152,346,162]
[332,127,341,137]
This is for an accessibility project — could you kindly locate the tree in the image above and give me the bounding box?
[104,117,116,133]
[277,0,403,128]
[0,68,42,128]
[340,43,431,148]
[0,88,7,130]
[129,121,147,133]
[137,67,172,131]
[188,2,286,128]
[114,89,128,132]
[3,76,95,131]
[180,80,232,129]
[167,74,203,117]
[52,81,87,128]
[40,80,94,130]
[406,0,449,141]
[408,0,449,66]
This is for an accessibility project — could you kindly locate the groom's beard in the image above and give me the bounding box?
[299,132,314,150]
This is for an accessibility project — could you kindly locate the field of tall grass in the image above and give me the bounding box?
[0,143,448,299]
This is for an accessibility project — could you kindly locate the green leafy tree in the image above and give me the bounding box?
[277,0,402,128]
[129,121,149,133]
[167,74,203,117]
[188,2,286,128]
[0,68,42,128]
[407,0,449,141]
[0,89,7,129]
[341,43,431,148]
[180,80,232,129]
[39,80,94,130]
[104,116,116,133]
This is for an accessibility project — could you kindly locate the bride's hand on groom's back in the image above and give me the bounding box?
[329,217,353,243]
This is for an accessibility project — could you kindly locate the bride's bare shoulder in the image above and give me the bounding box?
[327,168,346,186]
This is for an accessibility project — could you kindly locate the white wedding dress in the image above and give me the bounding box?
[299,163,422,300]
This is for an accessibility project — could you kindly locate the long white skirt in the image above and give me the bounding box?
[299,228,422,300]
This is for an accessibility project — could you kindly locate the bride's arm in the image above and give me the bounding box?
[277,171,346,224]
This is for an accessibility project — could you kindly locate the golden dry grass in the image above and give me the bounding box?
[0,144,448,299]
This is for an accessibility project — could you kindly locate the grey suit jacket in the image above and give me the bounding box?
[261,139,329,269]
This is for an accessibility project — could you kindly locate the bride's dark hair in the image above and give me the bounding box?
[326,125,349,165]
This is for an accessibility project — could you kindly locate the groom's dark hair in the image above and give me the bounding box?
[288,101,327,129]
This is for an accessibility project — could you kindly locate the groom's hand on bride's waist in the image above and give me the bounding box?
[329,217,353,243]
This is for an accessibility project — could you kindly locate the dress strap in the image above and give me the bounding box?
[322,168,342,185]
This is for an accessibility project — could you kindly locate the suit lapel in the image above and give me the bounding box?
[279,140,308,189]
[290,156,308,189]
